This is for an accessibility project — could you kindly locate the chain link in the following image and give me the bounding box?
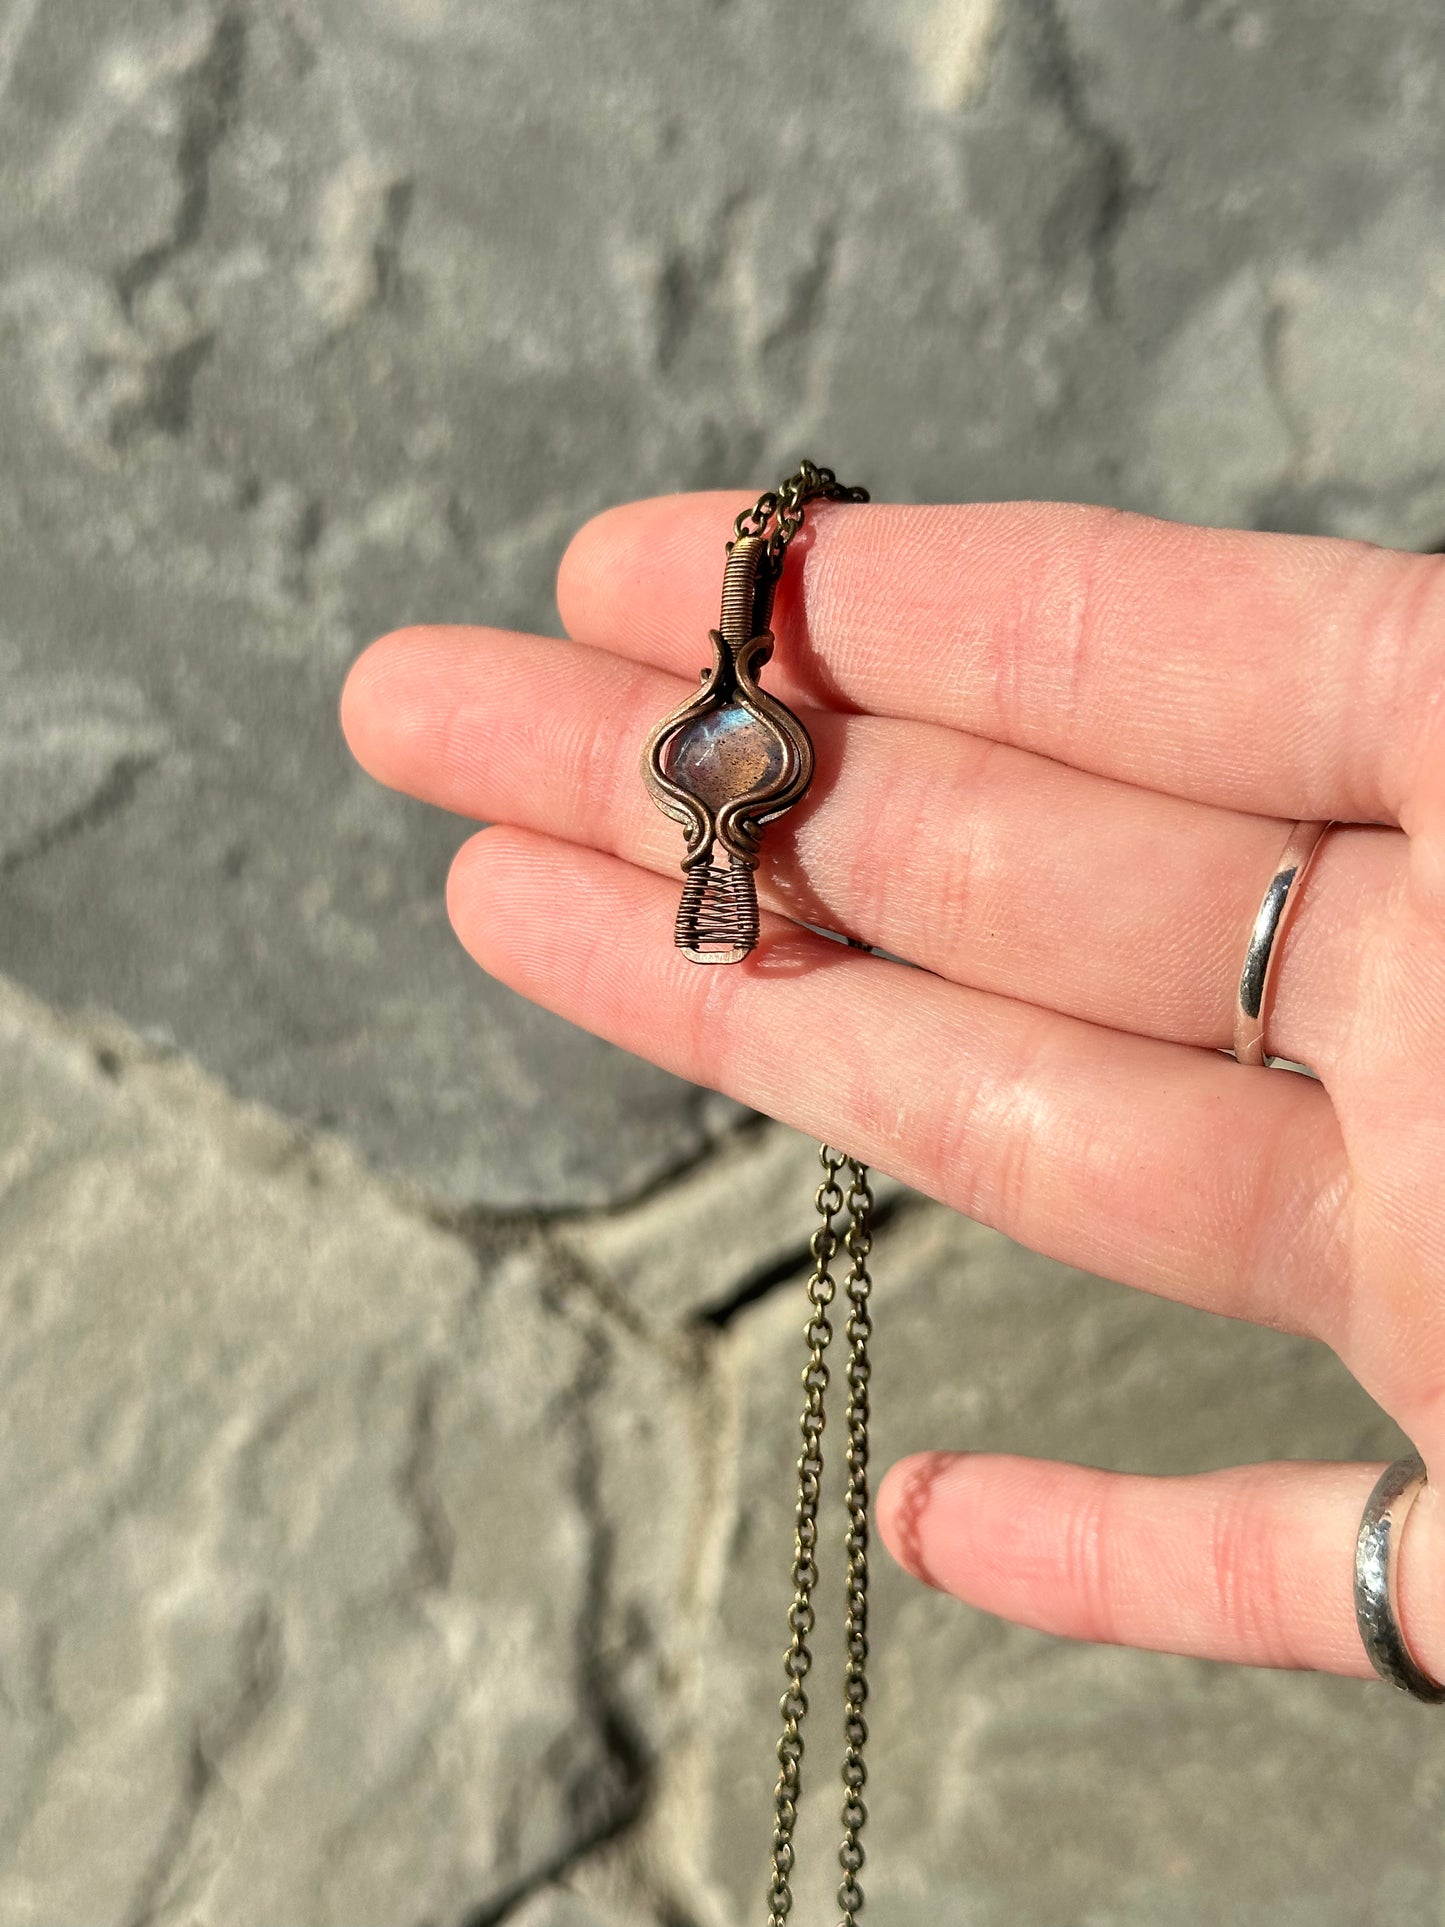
[838,1159,873,1926]
[767,1145,875,1927]
[731,460,870,581]
[732,465,875,1927]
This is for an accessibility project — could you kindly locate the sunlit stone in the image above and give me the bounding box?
[662,703,786,812]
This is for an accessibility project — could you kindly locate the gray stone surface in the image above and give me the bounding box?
[2,0,1443,1204]
[0,978,697,1927]
[505,1894,654,1927]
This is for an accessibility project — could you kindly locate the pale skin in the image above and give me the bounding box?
[340,493,1445,1684]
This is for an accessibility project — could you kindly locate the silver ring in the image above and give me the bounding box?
[1354,1453,1445,1702]
[1234,819,1330,1066]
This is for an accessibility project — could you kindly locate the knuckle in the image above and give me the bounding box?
[996,504,1132,750]
[1235,1108,1354,1345]
[1205,1474,1298,1668]
[555,503,627,634]
[840,747,923,939]
[933,1019,1053,1231]
[928,735,1008,957]
[1348,547,1445,817]
[1057,1475,1118,1644]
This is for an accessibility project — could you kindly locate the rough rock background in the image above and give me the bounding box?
[1,1,1443,1922]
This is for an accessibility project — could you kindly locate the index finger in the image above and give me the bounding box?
[558,493,1444,824]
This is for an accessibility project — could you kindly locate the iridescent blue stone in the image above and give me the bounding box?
[662,702,786,812]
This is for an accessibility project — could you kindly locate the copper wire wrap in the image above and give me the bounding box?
[674,854,761,960]
[720,534,776,644]
[672,538,771,963]
[638,468,877,1923]
[642,473,859,968]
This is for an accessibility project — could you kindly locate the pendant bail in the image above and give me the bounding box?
[720,533,776,649]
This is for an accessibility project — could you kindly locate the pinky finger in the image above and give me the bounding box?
[877,1454,1445,1682]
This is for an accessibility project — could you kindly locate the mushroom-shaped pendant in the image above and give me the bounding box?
[641,535,814,963]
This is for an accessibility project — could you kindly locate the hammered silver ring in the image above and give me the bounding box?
[1354,1453,1445,1704]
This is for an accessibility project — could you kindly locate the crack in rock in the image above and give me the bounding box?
[301,157,417,331]
[115,6,249,317]
[553,1306,653,1849]
[0,750,164,877]
[123,1603,284,1927]
[456,1263,694,1927]
[698,1184,916,1331]
[396,1361,456,1593]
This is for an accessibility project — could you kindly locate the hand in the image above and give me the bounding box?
[341,493,1445,1682]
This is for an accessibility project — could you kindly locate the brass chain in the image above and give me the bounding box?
[768,1146,875,1927]
[731,459,870,580]
[838,1158,874,1925]
[738,466,877,1927]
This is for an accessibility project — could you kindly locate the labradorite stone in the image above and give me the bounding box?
[662,704,786,812]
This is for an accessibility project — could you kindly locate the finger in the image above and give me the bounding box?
[343,623,1402,1074]
[447,826,1352,1343]
[558,493,1445,823]
[878,1454,1445,1682]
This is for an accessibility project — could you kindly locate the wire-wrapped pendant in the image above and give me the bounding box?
[641,468,876,1927]
[641,534,814,964]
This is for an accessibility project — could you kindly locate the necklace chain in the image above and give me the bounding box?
[739,466,876,1927]
[768,1147,875,1927]
[731,459,871,580]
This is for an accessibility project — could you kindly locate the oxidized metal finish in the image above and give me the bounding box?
[641,462,869,963]
[1355,1453,1445,1702]
[767,1147,875,1927]
[641,466,878,1924]
[837,1159,874,1926]
[642,534,813,962]
[731,458,871,576]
